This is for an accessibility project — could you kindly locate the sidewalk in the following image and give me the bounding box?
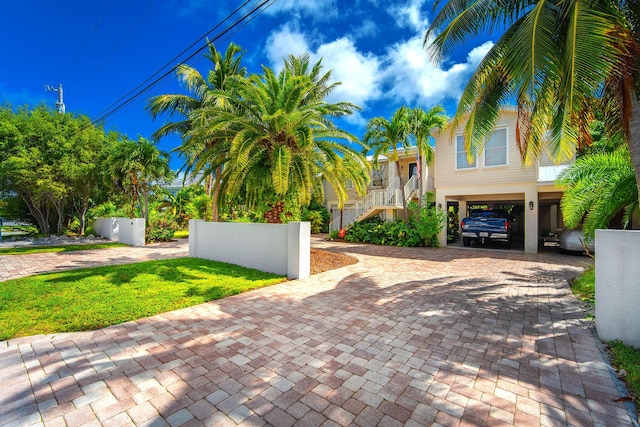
[0,239,637,426]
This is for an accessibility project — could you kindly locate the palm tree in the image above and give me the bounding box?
[364,106,412,223]
[147,42,246,221]
[560,146,637,239]
[408,106,448,210]
[191,54,369,223]
[425,1,640,202]
[104,136,171,224]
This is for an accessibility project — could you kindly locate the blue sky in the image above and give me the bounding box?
[1,0,495,169]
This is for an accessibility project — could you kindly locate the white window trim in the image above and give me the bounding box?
[455,134,478,170]
[455,125,509,170]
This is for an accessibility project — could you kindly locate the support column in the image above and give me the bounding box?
[524,187,539,253]
[436,192,448,247]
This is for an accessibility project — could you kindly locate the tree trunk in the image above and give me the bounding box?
[628,91,640,204]
[53,199,65,235]
[23,197,50,235]
[417,153,423,211]
[211,166,222,222]
[396,160,409,224]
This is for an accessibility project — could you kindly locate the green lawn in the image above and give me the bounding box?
[0,257,285,340]
[0,242,127,255]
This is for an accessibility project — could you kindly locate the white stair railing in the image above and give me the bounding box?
[403,175,418,201]
[329,180,403,231]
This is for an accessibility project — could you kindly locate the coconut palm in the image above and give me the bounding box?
[191,54,369,222]
[408,106,448,210]
[425,1,640,202]
[365,107,414,223]
[147,42,246,221]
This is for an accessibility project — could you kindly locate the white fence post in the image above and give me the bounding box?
[288,222,310,279]
[117,218,146,247]
[595,230,640,347]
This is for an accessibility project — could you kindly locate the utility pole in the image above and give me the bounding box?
[44,83,65,113]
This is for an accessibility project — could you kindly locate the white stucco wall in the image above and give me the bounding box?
[595,230,640,347]
[93,217,145,246]
[92,218,119,240]
[189,221,310,279]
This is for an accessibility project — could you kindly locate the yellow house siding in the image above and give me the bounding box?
[434,111,538,188]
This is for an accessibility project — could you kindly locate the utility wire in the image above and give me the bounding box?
[90,0,271,126]
[97,0,278,126]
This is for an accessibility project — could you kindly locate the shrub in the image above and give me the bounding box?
[146,219,176,243]
[302,210,325,233]
[343,204,445,247]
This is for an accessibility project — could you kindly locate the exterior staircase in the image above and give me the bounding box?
[329,175,419,231]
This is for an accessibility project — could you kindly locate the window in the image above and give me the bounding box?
[484,128,507,167]
[456,135,476,169]
[456,128,508,170]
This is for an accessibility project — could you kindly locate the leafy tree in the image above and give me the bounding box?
[103,136,172,224]
[192,54,370,223]
[365,106,412,223]
[147,42,246,221]
[426,1,640,203]
[0,105,105,234]
[407,106,448,210]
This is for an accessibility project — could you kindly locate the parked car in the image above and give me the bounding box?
[559,227,595,253]
[460,209,514,248]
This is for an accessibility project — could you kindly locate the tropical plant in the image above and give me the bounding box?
[190,54,370,223]
[147,42,247,221]
[102,136,172,224]
[365,106,412,223]
[407,106,448,210]
[426,1,640,203]
[559,145,637,239]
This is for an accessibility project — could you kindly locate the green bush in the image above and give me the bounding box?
[344,204,445,247]
[146,219,176,243]
[302,210,325,233]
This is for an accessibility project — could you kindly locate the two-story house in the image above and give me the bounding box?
[326,108,570,254]
[433,108,569,253]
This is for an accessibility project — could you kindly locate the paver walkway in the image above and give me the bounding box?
[0,239,637,426]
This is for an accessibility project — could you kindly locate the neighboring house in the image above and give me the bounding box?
[433,108,569,253]
[162,172,205,195]
[326,108,571,254]
[324,147,434,231]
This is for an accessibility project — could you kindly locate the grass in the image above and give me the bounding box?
[608,340,640,402]
[174,230,189,238]
[0,242,127,255]
[0,257,285,340]
[571,267,640,407]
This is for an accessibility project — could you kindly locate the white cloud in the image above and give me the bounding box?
[384,36,494,106]
[263,0,338,20]
[388,0,430,32]
[265,28,383,113]
[265,25,310,70]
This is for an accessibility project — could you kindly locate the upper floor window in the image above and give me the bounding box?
[456,135,477,169]
[456,127,508,170]
[484,128,507,167]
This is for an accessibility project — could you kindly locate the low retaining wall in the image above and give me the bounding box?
[595,230,640,347]
[189,220,310,279]
[92,217,145,247]
[93,218,119,240]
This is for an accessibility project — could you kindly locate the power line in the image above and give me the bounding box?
[90,0,273,127]
[95,0,278,126]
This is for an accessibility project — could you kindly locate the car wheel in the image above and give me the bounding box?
[505,239,512,249]
[463,237,471,247]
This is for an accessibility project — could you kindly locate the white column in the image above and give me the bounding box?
[436,192,448,247]
[524,187,538,253]
[596,230,640,347]
[288,222,310,279]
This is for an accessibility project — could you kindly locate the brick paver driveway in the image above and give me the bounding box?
[1,239,636,426]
